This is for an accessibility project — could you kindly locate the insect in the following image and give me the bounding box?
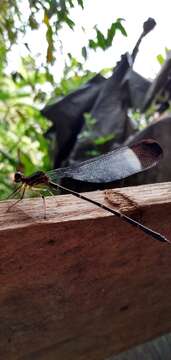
[6,139,169,243]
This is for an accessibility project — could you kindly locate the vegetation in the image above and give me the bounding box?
[1,1,167,199]
[0,0,129,198]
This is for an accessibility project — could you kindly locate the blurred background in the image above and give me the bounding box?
[1,0,171,198]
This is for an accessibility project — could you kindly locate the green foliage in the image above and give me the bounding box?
[80,113,116,158]
[0,53,96,198]
[51,55,95,97]
[94,133,116,145]
[130,110,148,129]
[0,0,85,65]
[156,54,165,65]
[156,48,171,65]
[0,57,52,198]
[88,18,127,51]
[0,1,128,199]
[0,1,19,48]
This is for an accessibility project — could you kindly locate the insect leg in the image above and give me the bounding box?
[6,184,23,200]
[41,195,46,219]
[41,189,55,219]
[7,185,27,212]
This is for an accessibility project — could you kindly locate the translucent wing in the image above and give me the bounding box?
[48,139,163,183]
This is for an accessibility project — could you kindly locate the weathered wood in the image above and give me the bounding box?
[0,182,171,360]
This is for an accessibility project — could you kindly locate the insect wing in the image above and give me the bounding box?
[48,139,163,183]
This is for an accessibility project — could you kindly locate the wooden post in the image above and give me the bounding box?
[0,182,171,360]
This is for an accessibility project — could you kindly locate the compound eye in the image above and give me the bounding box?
[14,172,22,183]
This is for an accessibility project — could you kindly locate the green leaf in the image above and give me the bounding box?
[82,46,87,60]
[77,0,84,9]
[89,39,97,50]
[116,21,127,36]
[68,0,74,7]
[59,0,68,12]
[29,14,39,29]
[65,15,75,29]
[96,29,106,49]
[107,23,116,47]
[0,149,18,166]
[156,54,165,65]
[84,113,96,128]
[0,91,11,100]
[94,133,115,145]
[89,18,127,52]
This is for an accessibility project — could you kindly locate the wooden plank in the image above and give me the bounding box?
[0,182,171,360]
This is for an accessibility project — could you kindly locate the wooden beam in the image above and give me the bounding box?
[0,182,171,360]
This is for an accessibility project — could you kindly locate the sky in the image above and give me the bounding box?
[9,0,171,82]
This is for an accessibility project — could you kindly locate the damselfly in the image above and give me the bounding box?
[6,139,169,243]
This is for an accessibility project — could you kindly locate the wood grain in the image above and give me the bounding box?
[0,182,171,360]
